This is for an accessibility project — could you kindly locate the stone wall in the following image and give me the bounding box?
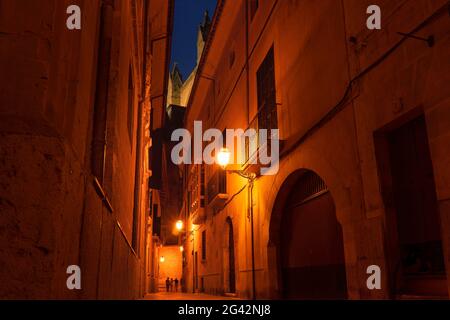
[182,0,450,299]
[0,0,165,299]
[158,245,183,290]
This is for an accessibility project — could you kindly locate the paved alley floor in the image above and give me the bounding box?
[144,292,238,300]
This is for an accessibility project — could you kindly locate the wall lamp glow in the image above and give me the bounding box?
[176,220,184,231]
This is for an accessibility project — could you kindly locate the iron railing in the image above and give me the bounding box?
[245,106,278,164]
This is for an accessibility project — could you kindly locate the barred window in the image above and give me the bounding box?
[257,46,277,131]
[296,171,328,204]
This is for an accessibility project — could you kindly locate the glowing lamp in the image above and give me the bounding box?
[176,220,183,231]
[217,148,231,169]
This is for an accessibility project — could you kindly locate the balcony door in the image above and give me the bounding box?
[257,46,277,132]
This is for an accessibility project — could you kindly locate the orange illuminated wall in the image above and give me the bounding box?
[158,245,183,290]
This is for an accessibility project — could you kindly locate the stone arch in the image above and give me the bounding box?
[265,151,353,228]
[267,169,348,299]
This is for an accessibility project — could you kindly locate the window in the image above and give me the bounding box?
[91,3,113,183]
[188,165,201,214]
[250,0,259,21]
[187,164,205,214]
[148,129,163,189]
[219,130,227,194]
[148,190,153,217]
[244,46,277,164]
[201,231,206,260]
[152,205,160,237]
[256,46,277,131]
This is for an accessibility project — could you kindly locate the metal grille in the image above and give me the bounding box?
[295,171,328,204]
[244,46,278,164]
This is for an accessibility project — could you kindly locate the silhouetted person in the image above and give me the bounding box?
[170,278,174,292]
[165,278,170,292]
[174,278,179,292]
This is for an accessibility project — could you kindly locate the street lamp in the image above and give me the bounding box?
[217,147,231,169]
[217,148,256,181]
[160,256,165,263]
[216,147,257,300]
[176,220,184,232]
[175,220,198,294]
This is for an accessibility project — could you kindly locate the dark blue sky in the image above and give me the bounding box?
[170,0,217,80]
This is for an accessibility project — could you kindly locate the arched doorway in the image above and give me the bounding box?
[270,170,347,299]
[224,217,236,294]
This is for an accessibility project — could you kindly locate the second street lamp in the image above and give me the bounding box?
[175,220,198,294]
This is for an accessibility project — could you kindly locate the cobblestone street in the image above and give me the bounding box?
[144,292,238,300]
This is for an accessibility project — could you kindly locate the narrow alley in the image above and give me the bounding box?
[0,0,450,304]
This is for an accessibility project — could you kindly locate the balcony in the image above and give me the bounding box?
[190,206,206,225]
[207,169,228,210]
[243,106,281,174]
[187,165,206,224]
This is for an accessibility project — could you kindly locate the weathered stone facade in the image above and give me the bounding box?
[180,0,450,300]
[0,0,172,299]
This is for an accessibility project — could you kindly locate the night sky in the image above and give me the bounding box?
[170,0,218,80]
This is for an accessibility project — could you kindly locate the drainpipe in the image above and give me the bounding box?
[191,229,196,293]
[245,0,257,301]
[193,232,195,293]
[249,179,256,300]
